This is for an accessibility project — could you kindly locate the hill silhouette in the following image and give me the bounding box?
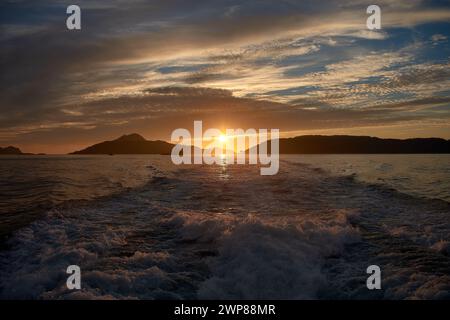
[70,134,450,155]
[0,146,24,155]
[251,135,450,154]
[70,134,174,155]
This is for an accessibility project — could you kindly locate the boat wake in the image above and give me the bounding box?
[0,159,449,299]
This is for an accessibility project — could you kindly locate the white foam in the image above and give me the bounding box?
[1,158,449,299]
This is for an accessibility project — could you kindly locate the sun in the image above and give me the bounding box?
[218,134,227,143]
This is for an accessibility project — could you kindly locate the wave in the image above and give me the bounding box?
[0,158,449,299]
[0,204,360,299]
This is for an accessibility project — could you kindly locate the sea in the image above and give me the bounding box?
[0,154,449,299]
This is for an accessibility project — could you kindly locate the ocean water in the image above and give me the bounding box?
[0,154,449,299]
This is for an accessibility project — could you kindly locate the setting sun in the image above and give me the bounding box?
[218,134,227,143]
[1,0,449,305]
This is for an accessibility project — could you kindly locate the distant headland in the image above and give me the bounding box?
[68,133,450,155]
[0,146,40,155]
[272,135,450,154]
[0,146,23,155]
[246,135,450,154]
[70,133,174,155]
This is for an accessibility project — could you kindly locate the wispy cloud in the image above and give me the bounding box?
[0,0,449,152]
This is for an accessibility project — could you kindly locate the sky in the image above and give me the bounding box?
[0,0,449,154]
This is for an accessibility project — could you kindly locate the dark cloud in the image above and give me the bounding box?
[144,87,232,97]
[1,0,449,152]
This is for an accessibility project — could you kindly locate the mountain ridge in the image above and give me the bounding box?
[0,146,23,155]
[70,133,174,155]
[70,134,450,155]
[251,135,450,154]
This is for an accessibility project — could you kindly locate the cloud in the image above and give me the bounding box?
[145,86,232,97]
[0,0,449,151]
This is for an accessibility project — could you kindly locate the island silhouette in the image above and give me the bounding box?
[70,133,174,155]
[0,146,39,155]
[253,135,450,154]
[0,146,23,155]
[67,133,450,155]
